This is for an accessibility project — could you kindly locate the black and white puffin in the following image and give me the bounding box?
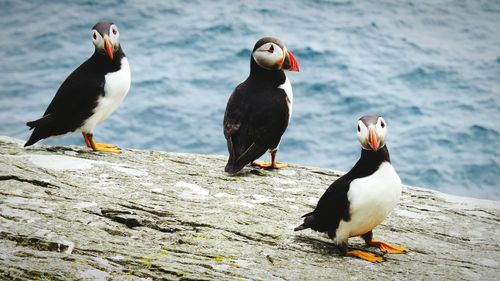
[24,22,131,153]
[223,37,299,174]
[295,115,409,262]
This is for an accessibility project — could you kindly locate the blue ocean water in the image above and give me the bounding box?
[0,0,499,199]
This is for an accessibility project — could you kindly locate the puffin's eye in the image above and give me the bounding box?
[112,28,117,35]
[93,32,97,40]
[381,121,385,128]
[268,45,274,53]
[357,124,361,132]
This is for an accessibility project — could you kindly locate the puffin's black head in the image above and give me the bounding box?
[91,22,120,60]
[357,115,388,152]
[251,37,299,72]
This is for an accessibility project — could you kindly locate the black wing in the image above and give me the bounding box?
[223,81,289,174]
[25,57,104,146]
[294,175,352,239]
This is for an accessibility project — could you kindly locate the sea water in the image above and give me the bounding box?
[0,0,498,199]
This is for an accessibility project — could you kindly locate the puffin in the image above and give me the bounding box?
[294,115,409,262]
[24,22,131,153]
[223,37,299,174]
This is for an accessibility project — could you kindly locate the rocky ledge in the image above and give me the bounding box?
[0,136,499,280]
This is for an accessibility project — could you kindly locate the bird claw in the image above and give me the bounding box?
[92,143,121,154]
[251,161,287,169]
[96,143,119,149]
[251,161,272,168]
[369,240,409,254]
[346,250,385,263]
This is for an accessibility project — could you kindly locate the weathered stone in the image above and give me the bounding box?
[0,136,499,280]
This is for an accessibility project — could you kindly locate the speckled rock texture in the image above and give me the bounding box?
[0,136,499,280]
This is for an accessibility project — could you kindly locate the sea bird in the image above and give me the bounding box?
[25,22,130,153]
[295,115,409,262]
[223,37,299,174]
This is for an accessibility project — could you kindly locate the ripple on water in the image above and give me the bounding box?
[1,0,499,199]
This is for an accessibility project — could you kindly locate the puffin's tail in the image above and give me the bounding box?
[294,212,316,231]
[24,115,52,147]
[25,128,43,147]
[225,142,268,175]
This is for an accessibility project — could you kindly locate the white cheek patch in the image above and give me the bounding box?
[252,42,284,69]
[376,118,388,145]
[357,121,371,150]
[109,25,120,42]
[109,25,119,47]
[92,31,103,48]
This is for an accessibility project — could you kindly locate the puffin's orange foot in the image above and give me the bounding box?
[346,250,385,263]
[251,161,287,169]
[85,133,122,154]
[92,143,122,154]
[94,143,119,149]
[368,240,409,254]
[271,162,287,169]
[251,160,272,168]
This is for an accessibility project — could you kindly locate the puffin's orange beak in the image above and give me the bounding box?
[282,50,299,72]
[369,127,378,152]
[104,35,113,60]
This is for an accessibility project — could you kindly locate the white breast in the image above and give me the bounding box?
[278,75,293,120]
[333,162,402,244]
[270,76,293,152]
[80,57,131,133]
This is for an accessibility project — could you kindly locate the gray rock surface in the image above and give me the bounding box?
[0,136,499,280]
